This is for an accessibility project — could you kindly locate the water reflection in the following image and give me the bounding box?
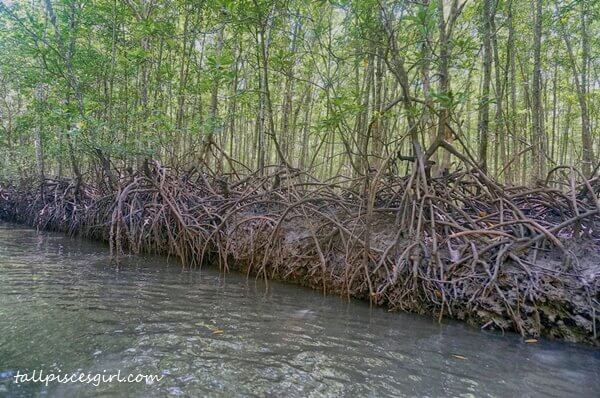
[0,223,598,397]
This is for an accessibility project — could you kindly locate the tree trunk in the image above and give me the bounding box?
[531,0,546,182]
[34,84,46,185]
[478,0,493,174]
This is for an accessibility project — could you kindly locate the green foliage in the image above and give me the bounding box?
[0,0,597,182]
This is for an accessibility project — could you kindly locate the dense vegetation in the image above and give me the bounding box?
[1,1,599,344]
[0,0,598,183]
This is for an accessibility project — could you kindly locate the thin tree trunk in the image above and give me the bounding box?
[478,0,493,174]
[34,84,46,185]
[558,1,594,176]
[531,0,546,182]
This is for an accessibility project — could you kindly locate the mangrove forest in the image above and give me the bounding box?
[0,0,599,395]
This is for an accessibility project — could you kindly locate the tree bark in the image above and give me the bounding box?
[34,84,46,185]
[531,0,546,181]
[477,0,493,174]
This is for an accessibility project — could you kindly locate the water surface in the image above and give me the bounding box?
[0,223,598,397]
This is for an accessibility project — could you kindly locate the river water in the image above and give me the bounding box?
[0,223,598,397]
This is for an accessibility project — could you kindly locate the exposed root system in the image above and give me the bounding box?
[1,162,599,345]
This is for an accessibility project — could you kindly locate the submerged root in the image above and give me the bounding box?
[1,161,598,345]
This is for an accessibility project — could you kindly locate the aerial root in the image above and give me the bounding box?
[1,161,598,344]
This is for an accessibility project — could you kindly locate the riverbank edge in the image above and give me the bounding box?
[1,170,598,346]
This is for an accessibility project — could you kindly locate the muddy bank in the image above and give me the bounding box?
[1,162,599,345]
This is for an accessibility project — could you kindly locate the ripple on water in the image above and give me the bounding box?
[0,222,598,397]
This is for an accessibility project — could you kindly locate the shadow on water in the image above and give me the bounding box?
[0,222,598,397]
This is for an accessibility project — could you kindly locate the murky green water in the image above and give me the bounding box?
[0,222,598,397]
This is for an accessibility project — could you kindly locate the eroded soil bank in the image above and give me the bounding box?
[1,162,599,345]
